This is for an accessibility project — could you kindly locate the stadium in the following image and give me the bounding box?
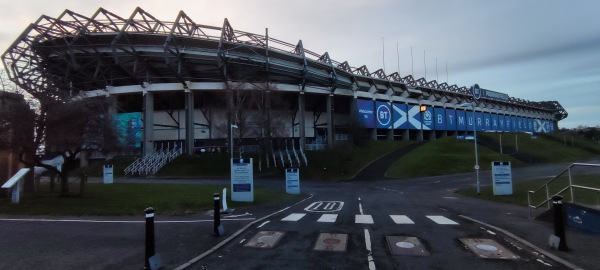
[2,7,568,173]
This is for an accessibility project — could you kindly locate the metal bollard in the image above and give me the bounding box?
[144,207,156,269]
[552,195,568,251]
[214,193,224,236]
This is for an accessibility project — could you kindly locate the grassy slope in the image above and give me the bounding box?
[385,136,524,178]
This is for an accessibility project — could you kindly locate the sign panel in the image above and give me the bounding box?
[103,165,113,184]
[445,109,456,131]
[492,161,513,195]
[231,158,254,202]
[407,105,422,130]
[475,112,484,131]
[484,113,491,131]
[392,103,408,129]
[285,168,300,194]
[115,112,142,148]
[470,84,510,101]
[491,114,499,131]
[434,108,446,130]
[456,110,467,131]
[357,99,375,128]
[422,106,434,130]
[375,101,392,129]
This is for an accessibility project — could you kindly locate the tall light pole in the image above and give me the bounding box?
[460,102,480,195]
[230,124,238,160]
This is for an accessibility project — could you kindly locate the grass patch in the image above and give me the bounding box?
[480,132,600,162]
[386,136,524,178]
[0,183,303,216]
[456,174,600,207]
[301,141,415,180]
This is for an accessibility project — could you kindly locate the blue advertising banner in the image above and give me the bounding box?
[491,114,499,131]
[115,112,142,148]
[505,116,512,132]
[528,118,533,132]
[517,117,524,131]
[465,111,474,131]
[434,108,446,130]
[511,116,518,131]
[422,106,434,130]
[534,119,540,132]
[457,110,467,131]
[375,101,392,129]
[357,99,375,128]
[407,104,422,130]
[446,109,457,131]
[392,103,408,129]
[499,115,505,131]
[476,112,484,131]
[484,113,492,131]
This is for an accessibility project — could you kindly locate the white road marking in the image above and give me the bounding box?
[0,218,255,223]
[426,215,459,225]
[355,215,374,224]
[359,203,364,215]
[281,213,306,221]
[443,197,458,200]
[304,201,344,212]
[239,239,246,244]
[389,215,415,224]
[317,214,338,223]
[257,221,270,228]
[364,229,376,270]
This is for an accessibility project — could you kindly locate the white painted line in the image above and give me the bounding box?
[304,201,344,212]
[281,213,306,222]
[443,197,458,200]
[239,239,246,244]
[317,214,338,223]
[364,229,376,270]
[426,215,459,225]
[0,218,255,223]
[389,215,415,224]
[257,221,270,228]
[359,203,364,215]
[355,215,374,224]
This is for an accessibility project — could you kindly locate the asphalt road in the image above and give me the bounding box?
[1,159,598,269]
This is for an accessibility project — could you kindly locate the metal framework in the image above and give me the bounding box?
[2,7,567,121]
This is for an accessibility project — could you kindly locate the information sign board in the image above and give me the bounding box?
[492,161,512,195]
[231,158,254,202]
[285,168,300,194]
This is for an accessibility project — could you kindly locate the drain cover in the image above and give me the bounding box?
[245,231,285,249]
[386,236,429,256]
[314,233,348,252]
[459,238,517,259]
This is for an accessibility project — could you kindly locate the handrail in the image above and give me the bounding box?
[528,163,600,219]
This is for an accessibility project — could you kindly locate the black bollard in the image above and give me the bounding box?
[552,195,568,251]
[144,207,156,269]
[213,193,223,236]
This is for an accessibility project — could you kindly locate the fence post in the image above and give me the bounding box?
[144,207,156,269]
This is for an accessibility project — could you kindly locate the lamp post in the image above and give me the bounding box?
[460,102,480,195]
[230,124,238,160]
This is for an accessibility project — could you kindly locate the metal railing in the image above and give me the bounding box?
[528,163,600,219]
[124,146,183,176]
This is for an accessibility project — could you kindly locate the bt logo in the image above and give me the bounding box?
[377,104,391,126]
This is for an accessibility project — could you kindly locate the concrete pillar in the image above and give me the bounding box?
[370,128,377,141]
[402,129,409,141]
[185,91,194,155]
[387,129,394,140]
[298,93,306,150]
[327,94,334,149]
[143,92,154,156]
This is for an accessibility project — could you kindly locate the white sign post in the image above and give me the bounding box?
[286,168,300,194]
[2,168,30,204]
[492,161,513,195]
[231,158,254,202]
[103,165,114,184]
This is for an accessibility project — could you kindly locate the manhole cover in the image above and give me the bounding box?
[396,242,416,249]
[459,238,517,260]
[314,233,348,252]
[245,231,285,249]
[386,236,429,256]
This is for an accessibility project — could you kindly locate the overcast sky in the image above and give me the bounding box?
[1,0,598,128]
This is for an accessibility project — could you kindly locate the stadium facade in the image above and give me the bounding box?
[2,7,568,157]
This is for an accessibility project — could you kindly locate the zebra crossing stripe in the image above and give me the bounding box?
[426,215,459,225]
[355,215,374,224]
[281,213,306,221]
[389,215,415,224]
[317,214,338,223]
